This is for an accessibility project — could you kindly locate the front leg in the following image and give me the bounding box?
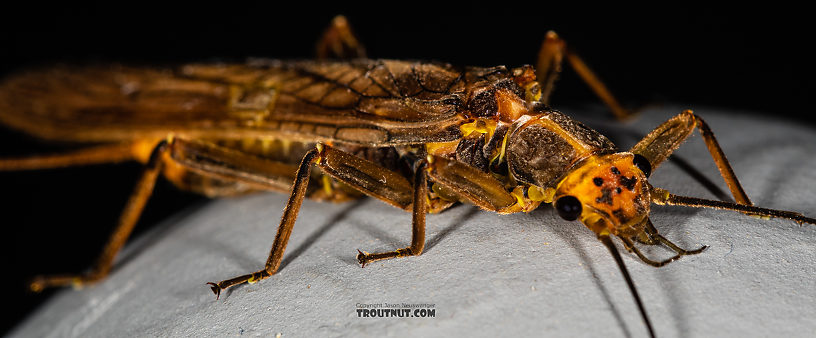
[425,155,533,214]
[629,110,752,205]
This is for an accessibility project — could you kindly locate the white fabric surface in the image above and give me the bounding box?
[9,106,816,337]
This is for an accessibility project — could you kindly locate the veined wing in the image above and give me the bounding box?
[0,60,469,146]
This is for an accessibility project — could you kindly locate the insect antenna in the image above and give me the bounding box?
[599,234,656,338]
[653,190,816,225]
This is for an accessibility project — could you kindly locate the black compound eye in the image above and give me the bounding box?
[555,195,582,221]
[632,154,652,177]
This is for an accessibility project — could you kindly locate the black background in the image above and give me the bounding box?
[1,3,814,334]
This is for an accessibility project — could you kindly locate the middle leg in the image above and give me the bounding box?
[206,144,431,297]
[355,160,429,267]
[537,31,633,120]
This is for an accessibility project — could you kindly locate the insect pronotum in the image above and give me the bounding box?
[1,16,813,337]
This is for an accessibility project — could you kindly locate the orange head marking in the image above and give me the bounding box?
[553,153,651,236]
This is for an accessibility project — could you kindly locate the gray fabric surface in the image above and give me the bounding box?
[9,106,816,337]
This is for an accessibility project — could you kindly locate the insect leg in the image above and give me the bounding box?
[425,155,518,213]
[316,144,414,210]
[167,138,299,192]
[536,31,565,106]
[206,146,320,299]
[316,146,432,267]
[315,15,366,60]
[537,31,632,120]
[27,137,313,292]
[0,141,155,171]
[206,144,420,298]
[356,160,428,267]
[28,140,169,292]
[633,110,816,226]
[630,109,752,206]
[357,153,531,266]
